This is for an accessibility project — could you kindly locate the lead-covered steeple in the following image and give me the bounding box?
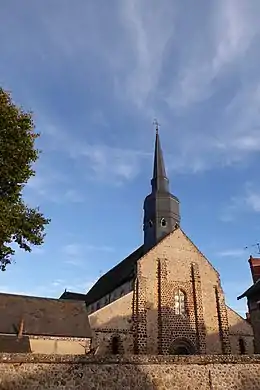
[143,121,180,252]
[151,125,169,193]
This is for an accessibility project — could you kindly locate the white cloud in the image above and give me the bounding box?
[62,243,114,259]
[51,279,65,288]
[116,0,175,111]
[216,249,246,258]
[63,189,85,203]
[0,277,97,298]
[39,122,150,184]
[25,163,85,203]
[167,0,260,109]
[167,81,260,174]
[220,184,260,222]
[62,244,83,258]
[2,0,260,175]
[246,191,260,213]
[80,145,149,182]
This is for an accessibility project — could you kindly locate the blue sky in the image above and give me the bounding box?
[1,0,260,316]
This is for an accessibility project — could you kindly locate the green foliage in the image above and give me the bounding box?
[0,87,50,270]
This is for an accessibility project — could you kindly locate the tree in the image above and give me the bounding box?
[0,87,50,271]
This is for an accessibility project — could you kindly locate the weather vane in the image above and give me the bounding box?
[153,118,160,134]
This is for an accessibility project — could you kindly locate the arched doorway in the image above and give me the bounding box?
[169,338,195,355]
[238,338,246,354]
[110,335,124,355]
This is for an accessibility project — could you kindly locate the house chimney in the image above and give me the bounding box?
[249,256,260,283]
[17,318,24,339]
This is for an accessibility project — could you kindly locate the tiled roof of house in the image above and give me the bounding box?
[84,245,144,305]
[0,292,92,338]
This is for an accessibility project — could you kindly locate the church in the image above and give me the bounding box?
[61,125,253,355]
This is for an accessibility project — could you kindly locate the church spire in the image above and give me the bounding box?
[143,120,180,252]
[151,120,169,193]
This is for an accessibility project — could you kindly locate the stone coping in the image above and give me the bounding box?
[1,354,260,365]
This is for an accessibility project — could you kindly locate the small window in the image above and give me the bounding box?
[120,289,124,297]
[161,218,167,227]
[239,338,246,354]
[111,336,120,354]
[96,301,100,310]
[149,220,153,227]
[174,289,186,315]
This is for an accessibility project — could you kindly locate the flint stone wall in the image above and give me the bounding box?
[1,354,260,389]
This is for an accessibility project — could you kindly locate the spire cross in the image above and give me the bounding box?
[153,118,160,134]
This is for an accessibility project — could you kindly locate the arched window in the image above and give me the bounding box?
[239,338,246,354]
[174,289,186,315]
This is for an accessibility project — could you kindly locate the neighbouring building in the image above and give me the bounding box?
[0,292,92,354]
[238,256,260,353]
[61,125,254,356]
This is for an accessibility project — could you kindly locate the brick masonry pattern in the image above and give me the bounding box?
[89,229,254,355]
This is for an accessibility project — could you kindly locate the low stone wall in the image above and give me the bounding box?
[1,354,260,389]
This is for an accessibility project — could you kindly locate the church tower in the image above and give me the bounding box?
[143,122,180,252]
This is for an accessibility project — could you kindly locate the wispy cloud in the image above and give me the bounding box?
[38,121,151,184]
[2,0,260,317]
[216,249,247,258]
[62,243,114,265]
[62,244,83,258]
[167,0,260,109]
[78,145,148,182]
[115,0,175,111]
[0,277,96,298]
[24,161,85,204]
[220,183,260,222]
[246,191,260,212]
[3,0,260,175]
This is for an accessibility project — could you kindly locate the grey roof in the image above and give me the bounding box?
[84,245,143,305]
[237,279,260,300]
[59,291,86,301]
[0,292,92,338]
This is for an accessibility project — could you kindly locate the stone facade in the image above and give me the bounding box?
[89,292,133,355]
[1,354,260,389]
[227,307,255,354]
[249,306,260,353]
[88,228,253,355]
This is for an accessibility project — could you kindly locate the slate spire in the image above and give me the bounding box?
[151,122,169,193]
[143,120,180,252]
